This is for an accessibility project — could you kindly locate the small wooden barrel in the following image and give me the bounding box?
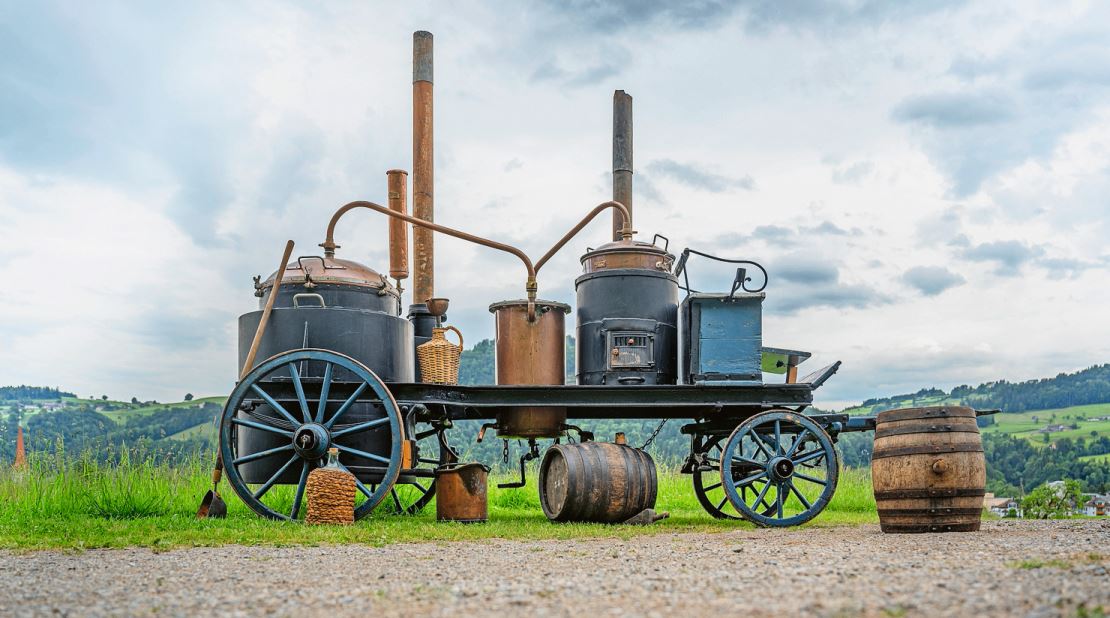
[539,442,657,523]
[871,406,986,533]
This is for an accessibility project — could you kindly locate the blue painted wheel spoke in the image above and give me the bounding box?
[786,429,810,458]
[232,444,294,465]
[794,471,827,486]
[330,417,390,439]
[315,363,333,424]
[790,482,812,511]
[253,454,299,500]
[774,420,782,455]
[324,382,369,429]
[750,432,774,459]
[733,469,768,488]
[290,462,310,519]
[231,417,294,438]
[752,477,773,509]
[776,484,784,518]
[731,454,763,467]
[753,480,775,512]
[337,462,375,499]
[249,384,301,428]
[336,444,391,465]
[288,363,311,423]
[793,450,825,466]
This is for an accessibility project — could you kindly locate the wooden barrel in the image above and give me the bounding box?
[871,406,986,533]
[539,442,657,523]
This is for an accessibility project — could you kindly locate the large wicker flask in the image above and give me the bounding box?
[417,326,463,384]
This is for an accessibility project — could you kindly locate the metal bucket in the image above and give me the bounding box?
[434,463,490,523]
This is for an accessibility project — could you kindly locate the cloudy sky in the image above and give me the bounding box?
[2,1,1109,408]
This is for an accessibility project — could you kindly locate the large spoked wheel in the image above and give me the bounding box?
[720,410,839,528]
[386,423,457,515]
[692,434,776,520]
[219,349,404,521]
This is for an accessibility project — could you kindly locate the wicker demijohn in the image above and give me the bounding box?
[416,325,463,384]
[306,448,356,525]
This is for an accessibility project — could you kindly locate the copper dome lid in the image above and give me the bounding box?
[580,238,675,274]
[258,256,397,296]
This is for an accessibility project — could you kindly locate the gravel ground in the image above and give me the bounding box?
[0,520,1107,617]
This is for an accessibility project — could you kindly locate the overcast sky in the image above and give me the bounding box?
[2,1,1109,408]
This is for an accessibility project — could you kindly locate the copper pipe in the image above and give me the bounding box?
[322,200,538,320]
[241,239,295,380]
[612,90,633,241]
[386,169,409,281]
[534,201,632,273]
[412,30,435,305]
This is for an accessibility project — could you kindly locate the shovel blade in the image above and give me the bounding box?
[197,490,227,519]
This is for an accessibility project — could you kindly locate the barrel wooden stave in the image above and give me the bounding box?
[539,442,656,523]
[871,406,986,533]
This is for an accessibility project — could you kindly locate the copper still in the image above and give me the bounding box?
[489,299,571,438]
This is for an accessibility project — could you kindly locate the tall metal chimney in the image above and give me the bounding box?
[612,90,633,241]
[412,31,434,304]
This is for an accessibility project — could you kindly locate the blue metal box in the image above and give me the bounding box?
[678,292,764,385]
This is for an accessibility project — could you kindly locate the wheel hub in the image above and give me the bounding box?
[293,424,330,460]
[769,456,794,481]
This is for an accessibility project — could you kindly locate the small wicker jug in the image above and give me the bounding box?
[305,448,356,525]
[416,326,463,385]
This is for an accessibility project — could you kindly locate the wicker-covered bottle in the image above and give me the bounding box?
[305,448,356,525]
[416,326,463,385]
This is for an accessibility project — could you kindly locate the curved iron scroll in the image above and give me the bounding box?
[673,248,769,296]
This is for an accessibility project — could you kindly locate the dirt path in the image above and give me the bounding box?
[0,520,1106,617]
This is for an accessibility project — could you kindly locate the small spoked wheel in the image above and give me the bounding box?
[386,423,457,515]
[720,410,838,527]
[218,349,404,521]
[692,434,776,520]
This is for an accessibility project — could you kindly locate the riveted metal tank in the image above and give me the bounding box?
[489,299,570,438]
[575,238,678,385]
[236,255,414,484]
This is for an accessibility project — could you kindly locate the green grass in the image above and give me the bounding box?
[981,403,1110,446]
[0,453,880,551]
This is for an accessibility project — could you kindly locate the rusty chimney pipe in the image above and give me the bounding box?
[412,31,434,304]
[386,169,409,282]
[612,90,633,241]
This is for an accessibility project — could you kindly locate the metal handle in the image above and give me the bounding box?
[293,293,326,308]
[652,233,669,251]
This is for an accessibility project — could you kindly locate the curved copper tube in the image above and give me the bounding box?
[534,201,632,273]
[321,200,538,320]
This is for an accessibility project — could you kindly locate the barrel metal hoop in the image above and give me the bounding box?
[877,507,984,517]
[871,444,983,460]
[879,523,980,533]
[873,423,981,439]
[873,487,986,500]
[876,407,975,423]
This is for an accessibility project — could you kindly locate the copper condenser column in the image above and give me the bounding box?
[612,90,633,241]
[412,30,434,305]
[386,170,409,282]
[488,300,571,438]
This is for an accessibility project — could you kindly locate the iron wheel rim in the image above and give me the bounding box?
[720,411,838,528]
